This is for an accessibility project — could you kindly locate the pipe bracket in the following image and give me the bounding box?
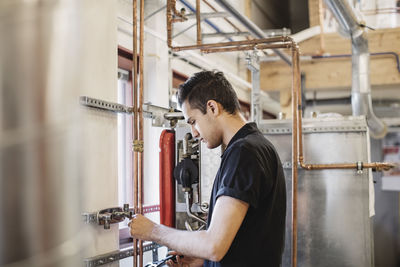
[356,161,363,174]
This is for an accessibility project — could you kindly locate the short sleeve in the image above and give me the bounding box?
[216,144,272,208]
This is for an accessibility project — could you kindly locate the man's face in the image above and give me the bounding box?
[182,100,222,149]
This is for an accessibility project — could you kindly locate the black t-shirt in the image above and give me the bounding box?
[204,123,286,267]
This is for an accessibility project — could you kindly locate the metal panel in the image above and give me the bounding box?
[174,126,221,209]
[260,117,373,267]
[199,142,221,206]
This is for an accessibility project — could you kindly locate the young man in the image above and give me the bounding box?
[130,71,286,266]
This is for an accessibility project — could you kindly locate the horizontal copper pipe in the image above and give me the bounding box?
[171,36,292,52]
[299,159,395,171]
[172,18,187,23]
[201,43,292,53]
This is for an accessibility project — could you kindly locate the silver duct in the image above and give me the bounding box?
[214,0,292,66]
[0,0,84,266]
[324,0,387,138]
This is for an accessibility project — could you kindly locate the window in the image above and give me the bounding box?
[117,46,134,247]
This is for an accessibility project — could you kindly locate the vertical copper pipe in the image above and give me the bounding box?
[167,0,173,47]
[297,63,304,167]
[132,1,138,267]
[138,0,145,266]
[196,0,201,45]
[291,46,300,267]
[318,0,325,54]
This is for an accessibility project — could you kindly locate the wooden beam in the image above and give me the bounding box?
[260,28,400,91]
[308,0,320,27]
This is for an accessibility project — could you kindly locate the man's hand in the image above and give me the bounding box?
[129,196,248,262]
[129,214,156,241]
[166,251,204,267]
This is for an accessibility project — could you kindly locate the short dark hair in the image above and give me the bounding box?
[178,71,240,114]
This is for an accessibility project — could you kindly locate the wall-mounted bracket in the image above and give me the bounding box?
[84,242,162,267]
[80,96,133,114]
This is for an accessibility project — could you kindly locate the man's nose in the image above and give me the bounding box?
[191,126,199,138]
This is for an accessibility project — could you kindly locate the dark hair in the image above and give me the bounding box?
[178,71,240,114]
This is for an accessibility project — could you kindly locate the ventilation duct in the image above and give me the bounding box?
[324,0,387,138]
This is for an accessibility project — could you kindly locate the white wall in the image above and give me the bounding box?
[80,0,119,263]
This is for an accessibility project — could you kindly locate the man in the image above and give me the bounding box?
[130,71,286,266]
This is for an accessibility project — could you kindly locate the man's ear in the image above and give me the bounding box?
[207,100,220,116]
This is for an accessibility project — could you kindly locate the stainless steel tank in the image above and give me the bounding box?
[260,117,374,267]
[0,0,85,266]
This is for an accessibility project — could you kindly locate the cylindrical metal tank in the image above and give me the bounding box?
[159,129,176,227]
[0,0,85,266]
[260,117,374,267]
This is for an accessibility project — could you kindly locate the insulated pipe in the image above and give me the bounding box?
[324,0,387,138]
[213,0,292,66]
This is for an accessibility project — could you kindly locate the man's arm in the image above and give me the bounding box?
[130,196,249,262]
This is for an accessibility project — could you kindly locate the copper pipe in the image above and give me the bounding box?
[201,43,292,54]
[318,0,325,54]
[132,1,138,267]
[172,18,187,23]
[362,7,400,12]
[291,46,300,267]
[171,0,187,19]
[167,0,173,47]
[171,36,292,51]
[138,0,145,266]
[196,0,201,45]
[300,162,395,170]
[362,7,400,15]
[202,0,251,41]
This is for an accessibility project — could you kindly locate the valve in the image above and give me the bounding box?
[173,158,198,191]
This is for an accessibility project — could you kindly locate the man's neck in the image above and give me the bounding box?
[220,113,247,146]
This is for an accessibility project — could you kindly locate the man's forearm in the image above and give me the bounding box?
[151,224,220,261]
